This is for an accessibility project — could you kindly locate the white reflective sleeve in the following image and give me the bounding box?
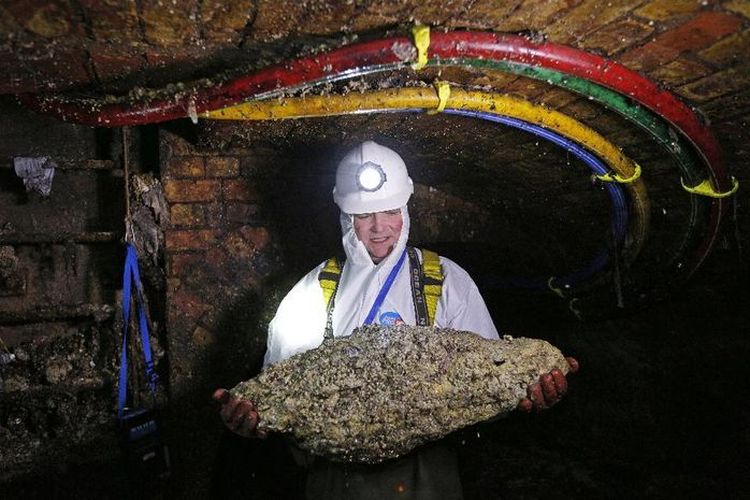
[435,257,500,340]
[264,262,328,366]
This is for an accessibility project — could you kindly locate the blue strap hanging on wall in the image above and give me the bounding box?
[117,243,159,419]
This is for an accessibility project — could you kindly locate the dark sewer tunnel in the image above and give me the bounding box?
[1,2,750,499]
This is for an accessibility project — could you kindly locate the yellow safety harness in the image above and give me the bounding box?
[319,247,444,337]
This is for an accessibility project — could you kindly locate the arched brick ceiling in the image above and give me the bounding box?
[1,1,746,130]
[1,1,747,94]
[0,3,743,137]
[1,1,746,161]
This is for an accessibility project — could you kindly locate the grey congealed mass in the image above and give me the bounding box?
[231,325,570,463]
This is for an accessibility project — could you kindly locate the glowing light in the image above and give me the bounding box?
[357,162,386,192]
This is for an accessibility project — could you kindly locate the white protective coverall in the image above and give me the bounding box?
[265,206,499,366]
[263,205,500,500]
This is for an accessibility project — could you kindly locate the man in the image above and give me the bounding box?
[214,141,576,499]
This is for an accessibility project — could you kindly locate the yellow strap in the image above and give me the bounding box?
[321,257,341,275]
[428,81,450,115]
[421,248,443,326]
[681,176,739,198]
[411,25,430,70]
[595,163,641,184]
[319,257,342,309]
[422,249,442,280]
[547,277,565,298]
[568,298,582,320]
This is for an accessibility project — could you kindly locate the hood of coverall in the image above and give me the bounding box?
[329,206,411,337]
[339,206,411,268]
[330,141,413,337]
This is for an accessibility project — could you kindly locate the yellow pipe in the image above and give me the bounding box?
[203,88,650,260]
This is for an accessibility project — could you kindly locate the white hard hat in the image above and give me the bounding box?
[333,141,414,214]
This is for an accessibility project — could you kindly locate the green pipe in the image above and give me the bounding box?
[437,58,710,275]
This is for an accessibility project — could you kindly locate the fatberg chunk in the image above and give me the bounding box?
[231,325,570,463]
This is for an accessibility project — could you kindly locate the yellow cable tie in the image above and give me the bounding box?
[594,163,641,184]
[547,277,565,298]
[568,298,582,320]
[680,176,739,199]
[428,81,451,115]
[411,25,430,70]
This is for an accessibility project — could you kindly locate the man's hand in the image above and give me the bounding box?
[212,388,267,439]
[517,357,579,412]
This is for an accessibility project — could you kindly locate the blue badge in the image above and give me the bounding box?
[379,311,404,326]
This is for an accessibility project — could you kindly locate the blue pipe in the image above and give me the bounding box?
[392,108,629,293]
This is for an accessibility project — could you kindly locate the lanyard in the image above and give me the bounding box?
[363,248,407,325]
[117,243,159,419]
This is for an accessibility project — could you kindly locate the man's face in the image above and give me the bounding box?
[352,208,404,264]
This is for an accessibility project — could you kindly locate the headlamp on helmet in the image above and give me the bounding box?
[333,141,414,214]
[356,162,387,192]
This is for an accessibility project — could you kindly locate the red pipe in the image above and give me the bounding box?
[19,38,409,127]
[429,32,728,192]
[20,31,727,190]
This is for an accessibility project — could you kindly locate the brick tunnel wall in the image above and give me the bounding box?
[162,130,274,393]
[0,103,127,495]
[159,130,283,494]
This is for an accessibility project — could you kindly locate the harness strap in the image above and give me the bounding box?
[407,248,429,326]
[318,247,445,332]
[407,248,444,326]
[421,248,443,326]
[320,257,342,309]
[319,256,343,339]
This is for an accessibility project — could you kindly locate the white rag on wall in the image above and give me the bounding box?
[13,156,56,196]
